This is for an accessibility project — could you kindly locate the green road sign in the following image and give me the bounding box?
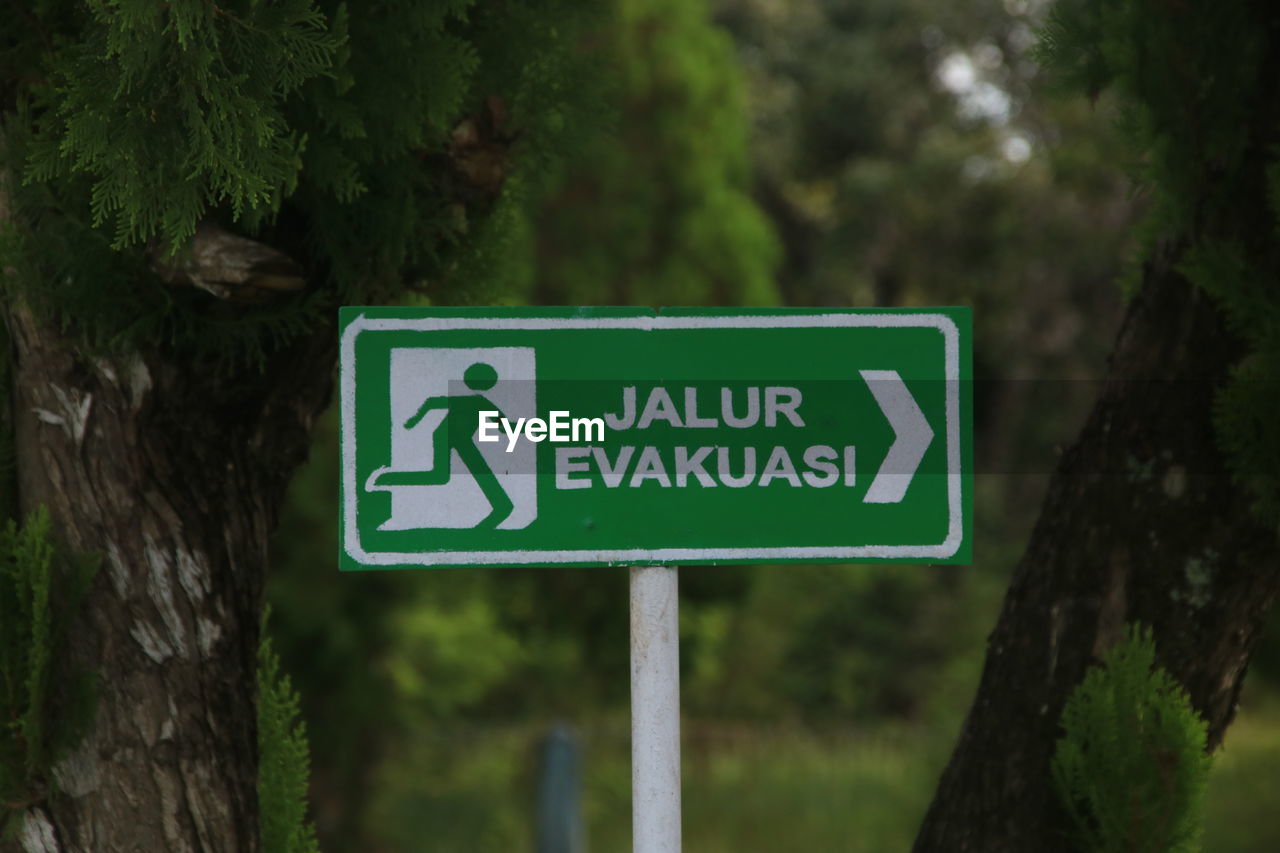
[340,307,972,568]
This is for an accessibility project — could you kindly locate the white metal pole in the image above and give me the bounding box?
[630,565,682,853]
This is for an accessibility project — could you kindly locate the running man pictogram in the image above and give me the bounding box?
[366,362,515,530]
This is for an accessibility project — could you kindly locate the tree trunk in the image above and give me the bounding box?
[913,251,1280,850]
[4,290,334,850]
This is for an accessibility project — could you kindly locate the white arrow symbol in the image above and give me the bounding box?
[860,369,934,504]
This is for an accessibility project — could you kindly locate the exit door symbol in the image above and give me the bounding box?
[364,346,537,530]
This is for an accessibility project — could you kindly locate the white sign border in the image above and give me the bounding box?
[341,312,965,566]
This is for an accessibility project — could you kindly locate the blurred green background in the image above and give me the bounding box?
[266,0,1280,849]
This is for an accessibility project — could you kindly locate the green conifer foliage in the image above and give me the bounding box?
[1,0,605,366]
[1037,0,1280,520]
[258,613,320,853]
[25,0,342,251]
[1051,626,1211,853]
[0,508,98,838]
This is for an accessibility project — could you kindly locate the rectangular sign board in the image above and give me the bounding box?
[340,307,971,568]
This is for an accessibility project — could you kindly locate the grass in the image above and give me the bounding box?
[366,718,951,852]
[621,725,938,852]
[363,696,1280,852]
[1204,689,1280,853]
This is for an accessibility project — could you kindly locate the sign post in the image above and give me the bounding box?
[630,565,682,853]
[339,306,972,850]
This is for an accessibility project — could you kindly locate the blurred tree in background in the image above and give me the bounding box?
[523,0,779,308]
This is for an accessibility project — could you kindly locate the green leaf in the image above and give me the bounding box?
[1051,625,1212,853]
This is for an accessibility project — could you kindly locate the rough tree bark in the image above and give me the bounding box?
[913,251,1280,850]
[1,189,337,852]
[1,76,513,846]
